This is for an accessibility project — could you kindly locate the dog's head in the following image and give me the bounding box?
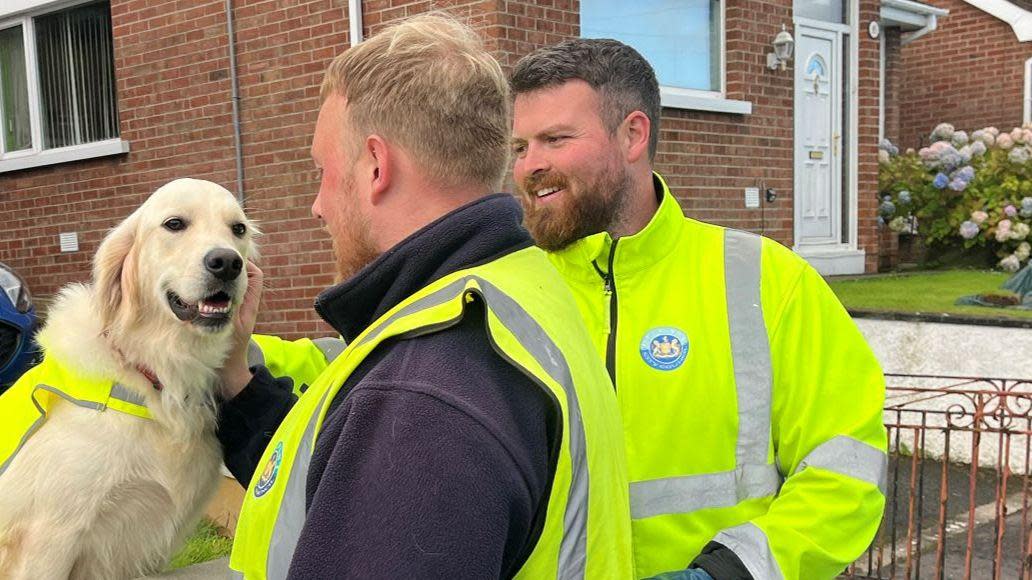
[94,178,257,335]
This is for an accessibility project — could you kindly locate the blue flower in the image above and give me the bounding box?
[948,178,968,192]
[1021,197,1032,218]
[898,190,912,204]
[959,221,979,239]
[879,200,896,217]
[954,166,975,183]
[933,173,949,189]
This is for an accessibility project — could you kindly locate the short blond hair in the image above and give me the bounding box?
[321,14,510,190]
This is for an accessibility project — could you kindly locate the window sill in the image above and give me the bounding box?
[660,88,752,115]
[0,139,130,174]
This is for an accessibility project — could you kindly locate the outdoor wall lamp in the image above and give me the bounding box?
[767,25,795,71]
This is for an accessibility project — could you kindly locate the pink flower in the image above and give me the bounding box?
[1012,128,1025,144]
[998,134,1015,149]
[999,219,1013,231]
[972,210,989,224]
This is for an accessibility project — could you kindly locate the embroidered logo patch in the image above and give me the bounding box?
[254,441,283,498]
[640,327,689,371]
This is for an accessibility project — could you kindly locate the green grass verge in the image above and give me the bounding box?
[167,519,233,571]
[827,269,1032,320]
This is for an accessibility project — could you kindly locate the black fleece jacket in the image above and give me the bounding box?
[217,194,561,579]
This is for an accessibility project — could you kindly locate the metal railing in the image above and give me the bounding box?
[846,374,1032,579]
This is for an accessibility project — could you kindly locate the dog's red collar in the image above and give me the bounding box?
[103,331,163,392]
[136,365,163,392]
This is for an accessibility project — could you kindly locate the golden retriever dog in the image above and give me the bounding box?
[0,178,256,579]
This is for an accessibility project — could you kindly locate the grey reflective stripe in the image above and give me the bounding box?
[795,435,889,495]
[724,229,773,468]
[110,383,146,407]
[714,522,785,580]
[0,384,105,477]
[271,276,589,579]
[630,464,780,519]
[357,278,469,348]
[311,337,345,363]
[266,389,329,580]
[247,339,265,367]
[477,279,588,580]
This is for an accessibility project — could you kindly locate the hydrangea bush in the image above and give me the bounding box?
[879,123,1032,272]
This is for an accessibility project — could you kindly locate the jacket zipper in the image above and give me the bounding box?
[592,240,619,389]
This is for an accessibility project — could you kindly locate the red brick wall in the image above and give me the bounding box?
[859,0,883,272]
[0,0,350,338]
[230,0,349,337]
[1,0,886,342]
[897,0,1032,149]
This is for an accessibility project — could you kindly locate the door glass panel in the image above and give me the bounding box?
[794,0,847,23]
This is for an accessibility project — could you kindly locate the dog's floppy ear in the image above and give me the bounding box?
[94,212,140,329]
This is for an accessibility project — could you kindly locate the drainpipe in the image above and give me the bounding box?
[349,0,363,46]
[225,0,245,202]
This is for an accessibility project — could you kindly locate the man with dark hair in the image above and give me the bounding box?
[510,38,887,580]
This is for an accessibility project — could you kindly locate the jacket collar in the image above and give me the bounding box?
[314,193,533,343]
[549,173,684,281]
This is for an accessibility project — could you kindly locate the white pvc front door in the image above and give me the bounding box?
[794,24,840,246]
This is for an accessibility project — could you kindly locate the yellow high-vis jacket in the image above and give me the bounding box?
[247,334,344,395]
[547,174,888,579]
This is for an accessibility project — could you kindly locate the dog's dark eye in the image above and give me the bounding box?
[163,218,186,232]
[231,223,247,237]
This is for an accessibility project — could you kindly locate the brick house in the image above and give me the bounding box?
[1,0,944,339]
[883,0,1032,150]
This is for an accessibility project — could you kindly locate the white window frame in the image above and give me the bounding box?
[0,0,129,174]
[581,0,752,115]
[1025,56,1032,125]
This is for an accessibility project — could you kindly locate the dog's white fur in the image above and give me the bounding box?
[0,179,256,579]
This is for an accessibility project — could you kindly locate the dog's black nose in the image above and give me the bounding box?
[204,249,243,282]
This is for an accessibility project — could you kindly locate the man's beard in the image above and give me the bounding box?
[519,162,631,252]
[328,175,381,283]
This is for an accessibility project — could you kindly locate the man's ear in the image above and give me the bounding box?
[93,212,140,329]
[365,134,392,205]
[622,111,651,164]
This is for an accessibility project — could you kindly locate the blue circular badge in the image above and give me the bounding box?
[254,441,283,498]
[640,327,689,371]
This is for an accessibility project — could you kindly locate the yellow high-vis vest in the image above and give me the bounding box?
[0,335,343,480]
[0,356,153,479]
[229,246,634,579]
[548,174,888,579]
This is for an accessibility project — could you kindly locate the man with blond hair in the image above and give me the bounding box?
[216,15,633,579]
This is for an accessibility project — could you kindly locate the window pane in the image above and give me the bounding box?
[582,0,721,92]
[35,2,118,150]
[0,26,32,153]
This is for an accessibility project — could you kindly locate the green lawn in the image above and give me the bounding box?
[167,519,233,571]
[827,269,1032,320]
